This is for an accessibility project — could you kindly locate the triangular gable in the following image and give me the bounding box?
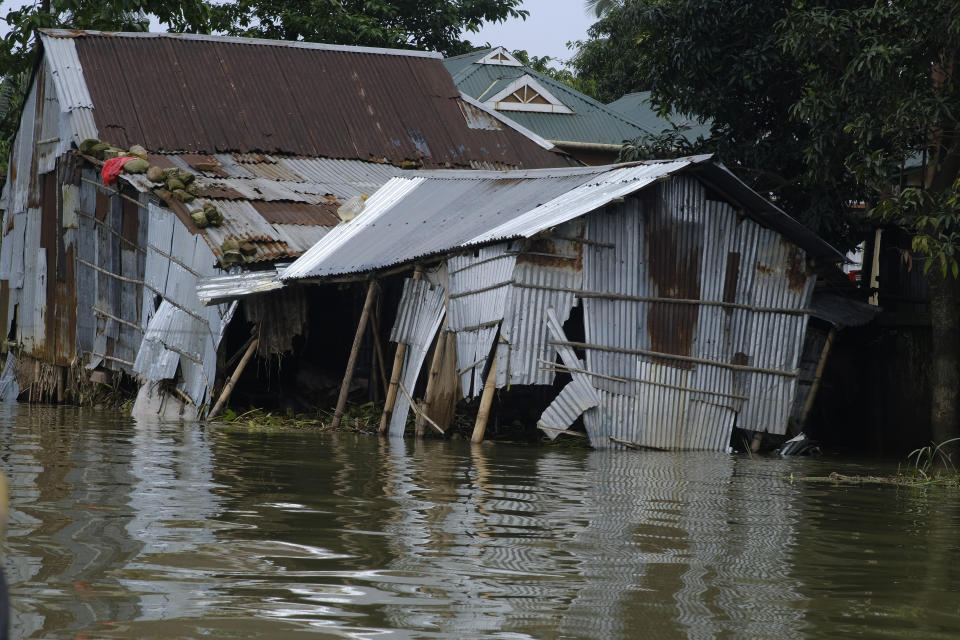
[486,75,573,114]
[477,46,522,66]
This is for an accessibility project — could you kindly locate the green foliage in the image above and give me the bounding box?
[579,0,865,249]
[209,0,527,57]
[619,124,710,162]
[780,1,960,277]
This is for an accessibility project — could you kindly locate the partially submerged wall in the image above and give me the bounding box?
[385,176,816,451]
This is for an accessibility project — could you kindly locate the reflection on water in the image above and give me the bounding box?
[2,404,960,638]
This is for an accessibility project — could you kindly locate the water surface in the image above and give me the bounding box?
[3,404,960,639]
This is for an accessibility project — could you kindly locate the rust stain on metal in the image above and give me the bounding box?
[200,184,246,200]
[784,242,808,292]
[180,154,228,176]
[517,237,583,270]
[722,251,740,316]
[251,201,339,227]
[95,189,110,221]
[755,262,774,275]
[121,189,139,245]
[145,154,178,169]
[644,204,702,366]
[54,244,77,366]
[69,33,574,169]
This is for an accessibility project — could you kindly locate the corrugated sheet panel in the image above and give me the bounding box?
[197,268,287,306]
[44,30,573,170]
[388,277,446,436]
[575,177,817,450]
[42,36,98,149]
[498,220,584,387]
[448,244,517,396]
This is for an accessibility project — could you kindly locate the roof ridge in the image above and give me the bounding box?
[38,29,443,59]
[518,66,655,136]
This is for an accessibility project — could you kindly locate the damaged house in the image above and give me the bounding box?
[273,156,845,451]
[0,29,576,416]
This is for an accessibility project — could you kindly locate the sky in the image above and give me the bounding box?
[0,0,598,65]
[471,0,596,65]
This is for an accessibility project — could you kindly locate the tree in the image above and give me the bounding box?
[582,0,865,248]
[779,1,960,446]
[209,0,527,57]
[584,0,621,18]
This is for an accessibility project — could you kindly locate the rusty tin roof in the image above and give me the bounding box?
[40,30,575,170]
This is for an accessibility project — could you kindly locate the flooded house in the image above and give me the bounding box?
[269,155,845,451]
[0,29,576,416]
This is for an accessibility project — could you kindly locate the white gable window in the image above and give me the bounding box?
[485,75,573,114]
[477,47,522,66]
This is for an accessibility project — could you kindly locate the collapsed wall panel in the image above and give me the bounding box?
[388,277,446,436]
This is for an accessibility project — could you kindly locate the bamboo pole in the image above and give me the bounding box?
[416,320,447,437]
[208,336,259,419]
[471,350,499,444]
[799,326,837,429]
[370,308,388,397]
[379,265,423,434]
[332,280,378,428]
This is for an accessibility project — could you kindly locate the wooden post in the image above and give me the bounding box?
[208,336,259,419]
[416,320,447,437]
[471,349,499,444]
[332,279,378,428]
[379,265,423,434]
[799,326,837,429]
[370,307,388,397]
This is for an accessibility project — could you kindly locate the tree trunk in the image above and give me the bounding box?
[928,268,960,451]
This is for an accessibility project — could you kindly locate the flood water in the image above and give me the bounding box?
[2,405,960,639]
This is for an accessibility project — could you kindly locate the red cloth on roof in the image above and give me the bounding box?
[101,156,136,186]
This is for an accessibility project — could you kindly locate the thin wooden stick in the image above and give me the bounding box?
[471,349,499,444]
[417,321,447,437]
[609,436,668,452]
[208,337,259,419]
[332,280,378,428]
[92,306,144,333]
[379,265,423,434]
[548,340,799,378]
[398,381,445,435]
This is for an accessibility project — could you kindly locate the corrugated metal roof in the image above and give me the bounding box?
[39,30,575,170]
[445,49,653,146]
[606,91,712,142]
[282,156,842,281]
[119,154,401,264]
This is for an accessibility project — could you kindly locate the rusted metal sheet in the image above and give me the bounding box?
[576,177,817,450]
[251,201,339,226]
[50,30,573,169]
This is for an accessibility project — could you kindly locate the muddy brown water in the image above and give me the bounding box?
[2,405,960,639]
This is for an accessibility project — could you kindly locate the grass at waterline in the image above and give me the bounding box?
[212,402,382,434]
[796,438,960,487]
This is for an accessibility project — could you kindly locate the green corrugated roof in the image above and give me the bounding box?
[444,49,653,146]
[606,92,712,142]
